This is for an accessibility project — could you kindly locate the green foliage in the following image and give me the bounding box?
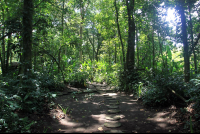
[187,74,200,112]
[58,104,69,115]
[156,73,186,94]
[94,62,121,86]
[118,69,141,93]
[0,91,36,133]
[37,71,65,92]
[141,84,169,106]
[65,61,88,88]
[137,82,143,98]
[64,60,121,87]
[0,71,61,133]
[133,70,189,107]
[1,0,200,132]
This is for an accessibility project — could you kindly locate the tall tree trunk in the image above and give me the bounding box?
[158,32,164,72]
[108,39,111,66]
[115,43,116,63]
[79,0,89,63]
[34,45,37,72]
[126,0,135,71]
[114,0,125,70]
[34,31,40,72]
[79,8,83,63]
[152,29,155,76]
[92,23,95,61]
[179,0,190,82]
[148,35,151,69]
[87,29,95,61]
[96,33,101,61]
[6,32,11,73]
[1,8,6,76]
[20,0,33,76]
[136,25,139,68]
[188,3,197,74]
[58,0,65,73]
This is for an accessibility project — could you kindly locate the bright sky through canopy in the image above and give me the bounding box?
[166,8,176,27]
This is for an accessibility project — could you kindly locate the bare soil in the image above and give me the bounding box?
[29,82,187,133]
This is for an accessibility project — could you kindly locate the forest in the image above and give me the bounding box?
[0,0,200,133]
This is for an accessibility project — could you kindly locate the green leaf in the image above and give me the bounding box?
[52,94,56,98]
[166,45,172,60]
[26,101,33,104]
[24,93,30,101]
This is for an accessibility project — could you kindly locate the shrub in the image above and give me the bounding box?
[0,92,36,133]
[141,84,169,107]
[0,71,59,133]
[187,74,200,112]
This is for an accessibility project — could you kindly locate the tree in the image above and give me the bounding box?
[187,0,198,74]
[114,0,125,70]
[1,8,6,76]
[176,0,190,82]
[19,0,33,76]
[126,0,135,71]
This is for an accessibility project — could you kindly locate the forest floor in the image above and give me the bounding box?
[30,82,189,133]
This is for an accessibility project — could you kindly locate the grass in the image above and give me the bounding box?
[58,104,69,114]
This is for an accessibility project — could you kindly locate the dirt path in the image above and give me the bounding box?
[32,82,182,133]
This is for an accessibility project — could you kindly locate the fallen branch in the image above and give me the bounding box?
[167,88,188,103]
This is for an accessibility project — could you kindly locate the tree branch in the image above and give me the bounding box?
[37,46,65,82]
[34,0,46,8]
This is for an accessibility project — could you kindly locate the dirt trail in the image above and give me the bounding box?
[35,82,181,133]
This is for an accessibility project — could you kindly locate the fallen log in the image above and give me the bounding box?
[167,87,188,103]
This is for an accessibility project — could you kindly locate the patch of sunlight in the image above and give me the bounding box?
[121,102,134,105]
[146,111,177,128]
[92,102,100,105]
[130,100,137,102]
[82,101,90,103]
[157,123,167,128]
[59,119,82,127]
[107,93,117,96]
[91,114,107,121]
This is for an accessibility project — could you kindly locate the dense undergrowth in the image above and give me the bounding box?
[117,68,200,133]
[0,60,119,133]
[70,59,200,132]
[64,60,121,87]
[0,70,64,133]
[1,60,200,133]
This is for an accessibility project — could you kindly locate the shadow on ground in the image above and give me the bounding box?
[31,82,182,133]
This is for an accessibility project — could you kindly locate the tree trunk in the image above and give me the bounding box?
[88,29,96,61]
[6,32,11,73]
[20,0,33,76]
[179,1,190,82]
[115,43,116,63]
[108,39,111,66]
[58,0,65,73]
[148,35,151,69]
[1,8,6,76]
[96,33,101,61]
[79,7,83,63]
[188,3,197,74]
[126,0,135,71]
[158,32,164,72]
[114,0,125,70]
[152,29,155,76]
[34,45,37,72]
[92,23,95,61]
[136,25,139,68]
